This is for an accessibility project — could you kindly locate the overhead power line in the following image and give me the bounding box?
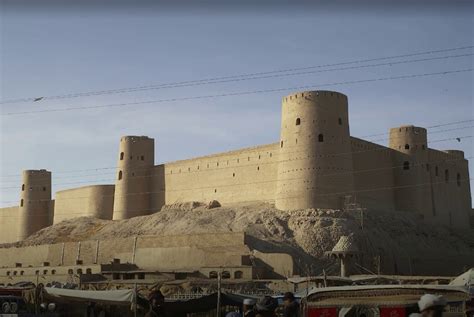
[2,68,472,116]
[361,119,474,139]
[1,50,472,105]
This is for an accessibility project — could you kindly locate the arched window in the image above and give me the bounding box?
[338,118,342,125]
[141,155,145,161]
[118,171,123,180]
[405,144,410,150]
[403,161,410,170]
[51,270,56,275]
[86,268,92,274]
[222,271,231,279]
[68,269,73,275]
[120,152,124,160]
[457,173,461,186]
[296,118,301,126]
[209,271,218,279]
[77,269,83,275]
[445,169,449,183]
[22,184,25,191]
[20,199,24,207]
[234,271,243,279]
[318,134,324,142]
[43,270,48,275]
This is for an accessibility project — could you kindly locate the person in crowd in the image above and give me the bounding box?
[282,292,299,317]
[255,296,278,317]
[418,294,447,317]
[145,290,167,317]
[243,298,256,317]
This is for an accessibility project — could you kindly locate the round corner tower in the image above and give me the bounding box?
[388,125,431,215]
[17,169,52,241]
[389,125,428,159]
[112,136,155,220]
[275,90,354,210]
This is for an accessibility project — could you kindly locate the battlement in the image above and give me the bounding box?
[390,125,427,135]
[282,90,348,103]
[120,135,153,142]
[444,150,465,158]
[23,169,50,175]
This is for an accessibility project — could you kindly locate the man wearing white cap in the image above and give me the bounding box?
[418,294,447,317]
[243,298,256,317]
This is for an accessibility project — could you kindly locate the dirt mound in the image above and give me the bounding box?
[3,202,473,275]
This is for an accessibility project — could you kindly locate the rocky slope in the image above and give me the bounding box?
[3,202,473,275]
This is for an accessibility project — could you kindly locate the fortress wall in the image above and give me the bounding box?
[350,137,396,210]
[0,206,19,244]
[427,149,471,229]
[150,143,279,207]
[137,232,246,248]
[0,233,250,270]
[54,185,115,224]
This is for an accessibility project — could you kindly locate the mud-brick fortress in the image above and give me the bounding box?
[0,90,471,244]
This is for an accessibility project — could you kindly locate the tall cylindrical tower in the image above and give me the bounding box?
[389,125,431,215]
[112,136,155,220]
[275,90,354,210]
[17,169,52,241]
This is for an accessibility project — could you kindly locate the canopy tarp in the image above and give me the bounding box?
[44,287,134,305]
[165,292,259,316]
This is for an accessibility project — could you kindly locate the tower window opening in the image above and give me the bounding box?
[20,199,24,207]
[435,166,439,176]
[426,164,430,172]
[118,171,123,180]
[403,161,410,170]
[296,139,298,144]
[257,166,260,171]
[296,118,301,126]
[120,152,124,160]
[141,155,144,161]
[457,173,461,186]
[338,118,342,125]
[233,173,235,177]
[43,187,46,191]
[318,134,324,142]
[281,141,283,148]
[445,169,449,183]
[22,184,25,191]
[214,189,217,193]
[405,144,410,150]
[130,156,133,160]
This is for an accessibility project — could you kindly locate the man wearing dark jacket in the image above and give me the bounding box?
[282,292,299,317]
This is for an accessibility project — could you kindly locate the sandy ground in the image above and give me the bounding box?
[3,202,473,275]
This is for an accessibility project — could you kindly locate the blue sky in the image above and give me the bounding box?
[0,1,472,207]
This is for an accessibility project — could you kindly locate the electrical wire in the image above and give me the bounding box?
[1,45,472,105]
[1,68,472,116]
